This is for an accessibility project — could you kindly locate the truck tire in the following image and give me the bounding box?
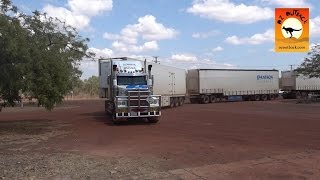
[209,95,217,103]
[148,116,160,123]
[202,95,210,104]
[295,92,302,99]
[254,95,260,101]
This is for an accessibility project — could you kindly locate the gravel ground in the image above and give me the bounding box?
[0,118,177,180]
[0,153,176,180]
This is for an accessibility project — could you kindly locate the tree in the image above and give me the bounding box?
[0,0,94,110]
[296,45,320,78]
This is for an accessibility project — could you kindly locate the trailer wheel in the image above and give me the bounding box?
[174,97,179,107]
[295,92,302,99]
[209,95,217,103]
[148,116,160,123]
[261,94,268,101]
[190,98,197,104]
[301,92,307,98]
[179,97,184,106]
[202,95,210,104]
[270,94,275,100]
[170,98,175,107]
[254,95,260,101]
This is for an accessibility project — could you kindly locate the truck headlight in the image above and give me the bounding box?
[117,100,127,107]
[148,97,159,106]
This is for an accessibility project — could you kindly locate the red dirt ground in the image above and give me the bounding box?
[1,99,320,179]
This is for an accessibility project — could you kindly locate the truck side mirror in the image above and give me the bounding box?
[113,79,117,86]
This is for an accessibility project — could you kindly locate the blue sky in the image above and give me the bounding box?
[12,0,320,79]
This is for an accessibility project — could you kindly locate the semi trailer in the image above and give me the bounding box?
[146,62,187,107]
[187,69,279,103]
[281,71,320,99]
[99,57,161,124]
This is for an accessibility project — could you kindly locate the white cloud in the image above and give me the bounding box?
[212,46,224,52]
[68,0,112,17]
[43,0,112,30]
[310,16,320,37]
[187,0,273,24]
[261,0,310,7]
[171,54,198,62]
[88,47,114,58]
[112,40,159,53]
[192,30,220,39]
[105,15,177,53]
[43,5,90,30]
[225,29,274,45]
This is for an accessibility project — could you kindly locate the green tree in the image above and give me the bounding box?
[296,45,320,78]
[0,0,94,110]
[83,76,99,96]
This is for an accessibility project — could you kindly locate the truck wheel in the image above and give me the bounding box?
[254,95,260,101]
[209,95,216,103]
[261,94,268,101]
[179,97,184,106]
[202,95,210,104]
[148,116,160,123]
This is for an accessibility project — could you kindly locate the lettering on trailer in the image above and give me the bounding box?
[257,75,274,80]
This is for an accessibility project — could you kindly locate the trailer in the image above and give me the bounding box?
[281,71,320,99]
[187,69,279,103]
[147,62,187,107]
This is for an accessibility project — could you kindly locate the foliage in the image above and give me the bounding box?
[296,45,320,78]
[0,0,94,110]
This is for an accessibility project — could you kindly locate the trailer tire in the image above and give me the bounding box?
[295,92,302,99]
[179,97,184,106]
[170,98,175,108]
[190,98,197,104]
[254,95,260,101]
[209,95,217,103]
[270,94,275,100]
[261,94,268,101]
[202,95,210,104]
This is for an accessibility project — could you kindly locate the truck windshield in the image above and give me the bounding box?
[117,76,147,85]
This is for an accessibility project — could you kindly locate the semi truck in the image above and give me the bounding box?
[146,62,187,107]
[187,69,279,103]
[99,57,161,124]
[281,70,320,99]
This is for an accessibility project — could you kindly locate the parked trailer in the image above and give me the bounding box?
[146,62,187,107]
[187,69,279,103]
[281,71,320,99]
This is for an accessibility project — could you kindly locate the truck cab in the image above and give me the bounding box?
[99,57,161,124]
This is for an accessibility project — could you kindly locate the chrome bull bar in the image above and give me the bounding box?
[115,90,161,118]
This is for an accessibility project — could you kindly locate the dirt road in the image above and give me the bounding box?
[1,100,320,179]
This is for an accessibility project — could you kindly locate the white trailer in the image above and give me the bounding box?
[147,62,187,107]
[281,71,320,98]
[187,69,279,103]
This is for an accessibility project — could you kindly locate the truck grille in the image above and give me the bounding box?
[129,100,149,107]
